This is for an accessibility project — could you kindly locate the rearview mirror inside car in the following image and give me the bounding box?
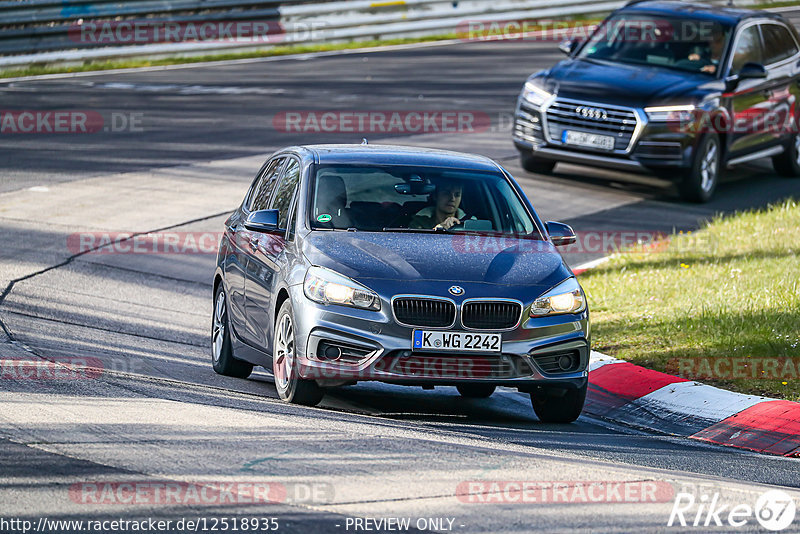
[395,174,435,195]
[545,221,577,246]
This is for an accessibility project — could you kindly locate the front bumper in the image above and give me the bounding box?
[288,285,590,389]
[513,98,698,176]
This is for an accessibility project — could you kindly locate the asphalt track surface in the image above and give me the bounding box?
[1,38,799,533]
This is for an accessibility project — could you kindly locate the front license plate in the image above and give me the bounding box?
[563,130,615,151]
[412,330,502,353]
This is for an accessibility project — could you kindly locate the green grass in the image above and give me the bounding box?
[0,34,458,79]
[580,199,800,401]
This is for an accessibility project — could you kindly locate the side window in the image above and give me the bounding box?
[249,157,285,212]
[286,197,298,241]
[761,24,799,65]
[270,159,301,229]
[731,25,764,73]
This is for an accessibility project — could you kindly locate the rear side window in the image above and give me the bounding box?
[761,23,799,65]
[270,159,301,229]
[731,25,763,73]
[249,157,285,211]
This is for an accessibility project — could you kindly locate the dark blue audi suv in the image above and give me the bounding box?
[513,0,800,202]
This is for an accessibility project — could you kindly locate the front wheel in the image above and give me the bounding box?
[520,152,556,174]
[456,384,496,398]
[530,384,586,423]
[211,285,253,378]
[273,299,324,406]
[772,133,800,177]
[679,134,721,203]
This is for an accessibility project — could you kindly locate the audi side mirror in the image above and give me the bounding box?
[244,209,280,233]
[726,62,767,91]
[546,221,577,247]
[738,62,767,80]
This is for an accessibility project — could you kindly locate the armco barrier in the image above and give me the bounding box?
[0,0,769,69]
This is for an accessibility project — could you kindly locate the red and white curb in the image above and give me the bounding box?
[586,352,800,458]
[575,257,799,458]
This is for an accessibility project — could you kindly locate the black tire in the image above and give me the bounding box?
[211,285,253,379]
[520,152,556,174]
[772,133,800,177]
[273,299,324,406]
[530,384,587,423]
[679,134,721,203]
[456,384,496,398]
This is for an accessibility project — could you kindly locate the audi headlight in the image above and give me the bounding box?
[304,266,380,311]
[530,278,586,317]
[644,104,696,123]
[521,81,553,108]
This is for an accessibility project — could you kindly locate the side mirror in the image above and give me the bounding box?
[726,62,767,91]
[546,221,576,247]
[558,39,578,55]
[738,62,767,80]
[244,209,280,233]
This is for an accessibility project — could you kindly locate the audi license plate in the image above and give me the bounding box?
[563,130,615,151]
[413,330,502,353]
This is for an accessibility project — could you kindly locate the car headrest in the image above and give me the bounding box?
[316,175,348,214]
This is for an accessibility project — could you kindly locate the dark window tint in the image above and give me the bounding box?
[286,197,298,241]
[270,159,301,229]
[731,26,763,73]
[249,157,285,211]
[761,24,799,65]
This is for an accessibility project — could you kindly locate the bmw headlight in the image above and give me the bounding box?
[521,80,553,108]
[644,104,696,123]
[304,266,380,311]
[530,277,586,317]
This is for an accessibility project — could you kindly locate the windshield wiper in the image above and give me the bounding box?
[381,227,436,233]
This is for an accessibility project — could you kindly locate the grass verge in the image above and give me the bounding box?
[0,35,458,79]
[580,199,800,401]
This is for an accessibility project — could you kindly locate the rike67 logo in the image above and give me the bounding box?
[669,489,796,531]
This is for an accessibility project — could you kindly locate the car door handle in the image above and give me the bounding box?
[249,235,259,251]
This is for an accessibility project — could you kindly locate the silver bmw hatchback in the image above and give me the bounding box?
[212,144,589,422]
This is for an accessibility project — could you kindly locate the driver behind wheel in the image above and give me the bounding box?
[409,180,466,230]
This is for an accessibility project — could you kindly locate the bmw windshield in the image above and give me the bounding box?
[577,14,733,76]
[309,164,543,237]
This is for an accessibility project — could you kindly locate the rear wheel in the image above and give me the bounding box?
[211,285,253,378]
[530,384,586,423]
[273,300,324,406]
[456,384,496,398]
[520,152,556,174]
[679,134,720,203]
[772,133,800,177]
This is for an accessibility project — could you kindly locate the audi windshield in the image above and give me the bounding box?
[577,14,734,76]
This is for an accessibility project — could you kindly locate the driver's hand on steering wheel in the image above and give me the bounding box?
[434,216,461,230]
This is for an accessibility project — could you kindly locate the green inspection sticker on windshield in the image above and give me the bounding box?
[317,214,332,223]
